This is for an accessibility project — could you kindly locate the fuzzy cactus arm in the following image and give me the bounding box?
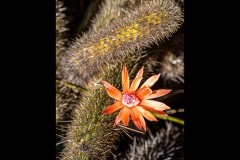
[56,0,69,67]
[56,0,73,124]
[114,122,184,160]
[161,51,184,83]
[91,0,185,85]
[56,82,82,124]
[57,0,184,159]
[59,0,184,88]
[60,51,158,160]
[90,0,138,32]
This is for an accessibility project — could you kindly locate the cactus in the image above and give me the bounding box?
[60,52,159,160]
[59,0,183,88]
[160,50,184,84]
[56,0,69,68]
[56,82,82,124]
[90,0,138,32]
[114,122,184,160]
[56,0,184,159]
[56,0,73,124]
[146,30,184,85]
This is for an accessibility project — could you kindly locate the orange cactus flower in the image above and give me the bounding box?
[101,65,171,132]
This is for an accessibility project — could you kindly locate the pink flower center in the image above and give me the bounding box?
[122,93,140,107]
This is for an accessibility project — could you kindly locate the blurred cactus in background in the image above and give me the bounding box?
[114,122,184,160]
[56,0,69,69]
[56,0,184,159]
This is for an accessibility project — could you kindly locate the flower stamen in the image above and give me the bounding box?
[122,93,140,107]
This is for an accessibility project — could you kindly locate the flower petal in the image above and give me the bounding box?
[135,86,147,95]
[114,108,124,127]
[136,87,152,99]
[140,99,170,110]
[140,105,168,116]
[132,106,145,115]
[138,106,168,116]
[152,110,168,116]
[103,101,123,114]
[101,80,118,89]
[121,107,130,126]
[129,77,142,93]
[139,115,146,132]
[139,73,161,89]
[105,88,122,101]
[135,66,144,78]
[122,65,129,93]
[130,109,140,121]
[130,110,142,130]
[102,80,122,101]
[133,120,142,130]
[132,106,147,131]
[146,89,172,99]
[143,110,158,121]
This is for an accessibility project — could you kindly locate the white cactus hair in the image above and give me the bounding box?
[114,122,184,160]
[56,0,184,159]
[160,50,184,84]
[59,0,184,88]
